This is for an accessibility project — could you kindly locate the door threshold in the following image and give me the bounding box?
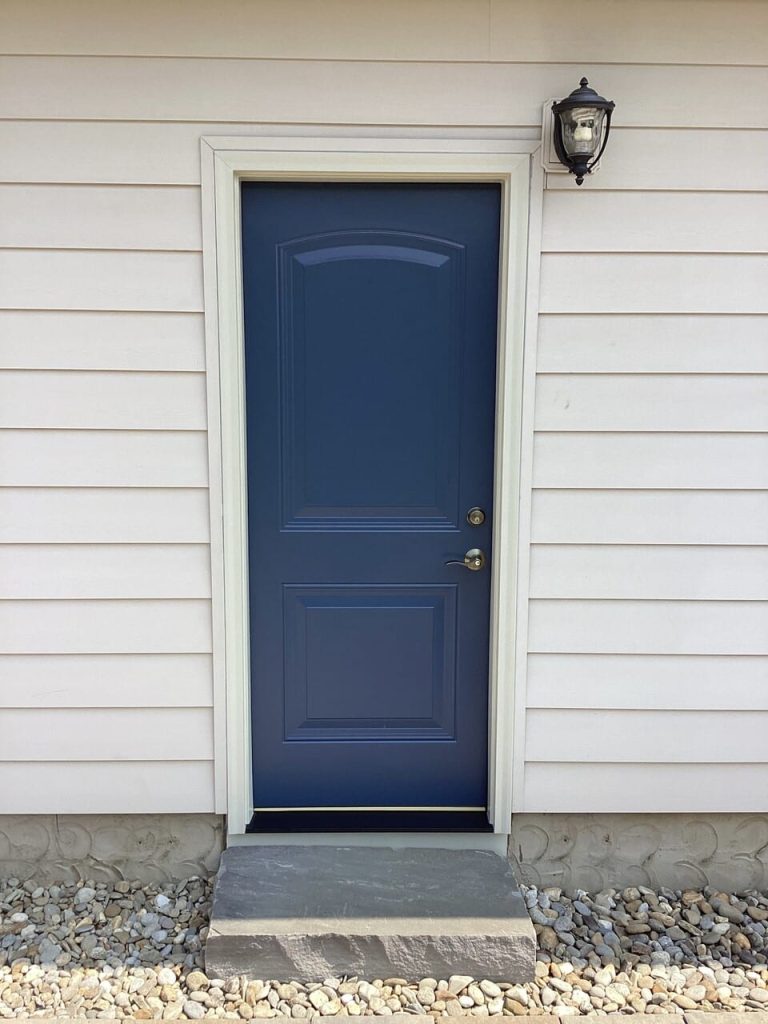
[246,809,492,834]
[228,830,508,853]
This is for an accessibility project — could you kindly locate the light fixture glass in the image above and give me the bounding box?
[559,107,607,158]
[552,78,615,185]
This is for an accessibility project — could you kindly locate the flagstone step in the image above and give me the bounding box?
[205,844,536,982]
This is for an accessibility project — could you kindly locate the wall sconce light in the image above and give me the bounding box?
[552,77,615,185]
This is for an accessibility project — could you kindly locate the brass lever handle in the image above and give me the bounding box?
[445,548,486,572]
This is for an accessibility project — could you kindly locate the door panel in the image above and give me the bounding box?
[283,584,457,741]
[242,182,500,813]
[279,232,464,530]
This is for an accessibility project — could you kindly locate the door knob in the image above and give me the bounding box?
[445,548,486,572]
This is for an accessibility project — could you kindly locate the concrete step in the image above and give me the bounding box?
[205,844,536,982]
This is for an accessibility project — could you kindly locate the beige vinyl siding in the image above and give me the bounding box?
[530,546,768,601]
[0,489,210,542]
[523,764,768,815]
[541,193,768,253]
[0,311,205,370]
[1,431,209,486]
[526,709,768,763]
[2,59,767,128]
[0,371,206,429]
[2,708,213,761]
[533,434,768,489]
[537,316,768,373]
[2,0,766,817]
[0,185,202,250]
[526,655,768,711]
[531,491,768,545]
[530,4,768,813]
[0,250,203,311]
[2,0,766,65]
[0,762,215,815]
[0,600,212,654]
[5,123,767,194]
[535,376,768,431]
[2,0,765,65]
[0,545,211,598]
[0,654,213,708]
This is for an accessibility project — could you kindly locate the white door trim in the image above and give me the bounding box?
[200,134,543,837]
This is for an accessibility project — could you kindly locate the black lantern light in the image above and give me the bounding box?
[552,77,615,185]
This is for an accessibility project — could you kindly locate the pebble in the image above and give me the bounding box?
[1,877,768,1017]
[479,980,501,998]
[447,974,473,995]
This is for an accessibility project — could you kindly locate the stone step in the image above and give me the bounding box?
[205,844,536,982]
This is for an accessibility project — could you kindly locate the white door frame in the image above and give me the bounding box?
[200,135,543,837]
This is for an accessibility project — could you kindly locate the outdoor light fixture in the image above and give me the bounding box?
[552,77,615,185]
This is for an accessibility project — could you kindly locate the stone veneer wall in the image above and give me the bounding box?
[509,814,768,893]
[0,815,224,882]
[3,813,768,891]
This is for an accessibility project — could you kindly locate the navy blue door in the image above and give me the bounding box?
[242,182,500,812]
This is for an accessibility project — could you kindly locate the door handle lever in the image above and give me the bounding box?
[445,548,486,572]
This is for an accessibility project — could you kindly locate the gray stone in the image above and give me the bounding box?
[37,937,62,963]
[205,846,535,982]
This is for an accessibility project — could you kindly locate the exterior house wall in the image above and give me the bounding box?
[0,0,766,821]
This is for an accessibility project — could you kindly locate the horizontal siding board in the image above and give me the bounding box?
[531,490,768,545]
[536,374,768,432]
[1,707,213,760]
[529,599,768,655]
[5,124,766,191]
[0,0,489,62]
[0,760,215,814]
[0,250,203,312]
[527,653,768,711]
[530,544,768,600]
[0,488,210,542]
[0,185,202,250]
[523,763,768,814]
[540,254,768,314]
[2,0,766,65]
[532,433,768,489]
[0,120,211,185]
[542,193,768,254]
[0,599,212,653]
[490,0,768,66]
[0,653,213,707]
[0,430,208,486]
[547,130,768,193]
[0,370,207,429]
[2,58,767,129]
[527,708,768,763]
[0,311,205,370]
[537,315,768,374]
[0,544,211,598]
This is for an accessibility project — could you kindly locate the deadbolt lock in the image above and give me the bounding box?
[467,507,486,526]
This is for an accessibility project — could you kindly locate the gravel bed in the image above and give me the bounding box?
[1,876,768,1017]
